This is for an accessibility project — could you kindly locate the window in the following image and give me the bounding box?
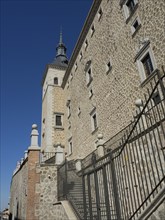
[56,115,62,126]
[79,52,83,61]
[75,62,78,71]
[126,0,136,13]
[131,17,141,35]
[89,88,93,98]
[54,77,58,85]
[85,40,88,50]
[68,139,73,155]
[135,42,156,82]
[68,121,71,129]
[123,0,138,20]
[66,99,71,118]
[141,53,154,77]
[90,108,98,132]
[98,8,103,21]
[70,73,73,81]
[78,107,81,116]
[55,113,63,128]
[91,25,95,37]
[92,113,98,131]
[67,105,71,118]
[106,61,112,73]
[86,68,93,86]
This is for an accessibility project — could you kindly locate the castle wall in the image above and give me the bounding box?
[63,0,165,159]
[9,159,28,220]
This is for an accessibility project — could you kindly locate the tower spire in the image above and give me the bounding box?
[52,28,68,67]
[59,26,63,44]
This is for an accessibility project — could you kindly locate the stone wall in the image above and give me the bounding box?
[35,164,69,220]
[63,0,165,159]
[9,159,28,220]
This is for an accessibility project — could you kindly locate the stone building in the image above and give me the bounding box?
[9,0,165,219]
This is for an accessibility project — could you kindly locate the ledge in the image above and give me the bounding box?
[140,69,159,88]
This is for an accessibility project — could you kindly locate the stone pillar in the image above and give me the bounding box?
[26,124,40,220]
[55,143,64,165]
[96,134,105,157]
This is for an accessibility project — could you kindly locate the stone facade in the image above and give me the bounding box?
[62,0,165,159]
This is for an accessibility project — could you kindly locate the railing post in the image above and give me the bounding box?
[82,172,87,220]
[110,151,122,220]
[75,157,82,172]
[96,134,105,157]
[55,143,64,165]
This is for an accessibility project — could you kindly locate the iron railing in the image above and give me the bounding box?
[57,70,165,220]
[58,160,84,219]
[40,152,55,164]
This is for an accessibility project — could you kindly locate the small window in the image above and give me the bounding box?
[67,104,71,118]
[68,121,71,129]
[90,108,98,132]
[89,88,93,98]
[43,118,45,124]
[91,25,95,37]
[92,113,98,131]
[98,8,103,21]
[56,115,62,126]
[85,40,88,50]
[75,62,78,71]
[42,132,45,138]
[79,52,83,61]
[106,61,112,73]
[54,77,58,85]
[68,139,73,155]
[131,17,141,35]
[55,113,63,127]
[78,107,81,116]
[86,68,93,86]
[70,73,73,80]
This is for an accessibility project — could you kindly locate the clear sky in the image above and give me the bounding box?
[0,0,92,211]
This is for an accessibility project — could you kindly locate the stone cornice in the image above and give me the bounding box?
[61,0,102,88]
[42,63,67,86]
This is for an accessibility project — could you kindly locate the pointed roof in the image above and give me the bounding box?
[52,30,68,67]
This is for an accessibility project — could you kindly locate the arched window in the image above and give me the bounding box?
[54,77,58,85]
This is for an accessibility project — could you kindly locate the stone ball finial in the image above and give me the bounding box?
[32,124,37,129]
[135,99,143,107]
[98,134,103,140]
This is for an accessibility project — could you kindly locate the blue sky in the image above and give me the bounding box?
[0,0,92,211]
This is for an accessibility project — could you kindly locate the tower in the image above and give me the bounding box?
[41,32,68,153]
